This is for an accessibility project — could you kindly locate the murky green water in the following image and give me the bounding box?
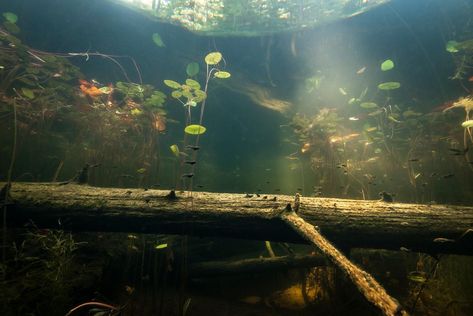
[1,0,473,315]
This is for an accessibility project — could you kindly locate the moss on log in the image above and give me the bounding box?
[4,182,473,255]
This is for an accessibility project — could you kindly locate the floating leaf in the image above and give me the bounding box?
[461,120,473,128]
[205,52,222,65]
[185,78,201,90]
[360,102,378,109]
[171,90,182,99]
[170,144,180,157]
[155,243,168,250]
[185,124,206,135]
[2,12,18,24]
[182,90,193,99]
[21,88,35,99]
[164,79,181,89]
[378,82,401,90]
[214,71,231,79]
[381,59,394,71]
[186,62,199,77]
[194,90,207,102]
[446,40,459,53]
[152,33,165,47]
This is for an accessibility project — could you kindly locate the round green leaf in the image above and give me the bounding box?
[214,71,231,79]
[194,90,207,102]
[171,90,182,99]
[446,40,459,53]
[186,62,199,77]
[164,79,181,89]
[360,102,378,109]
[380,59,394,71]
[205,52,222,65]
[152,33,165,47]
[2,12,18,24]
[184,124,206,135]
[378,82,401,90]
[185,78,201,90]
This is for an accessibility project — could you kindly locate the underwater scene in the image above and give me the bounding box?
[1,0,473,315]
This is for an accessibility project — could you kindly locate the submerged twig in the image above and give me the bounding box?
[2,96,17,264]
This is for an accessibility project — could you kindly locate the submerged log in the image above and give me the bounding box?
[188,254,326,278]
[282,210,407,316]
[4,182,473,255]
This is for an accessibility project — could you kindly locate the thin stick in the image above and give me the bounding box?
[2,97,17,263]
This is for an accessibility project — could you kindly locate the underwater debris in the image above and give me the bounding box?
[165,190,177,200]
[408,271,427,283]
[356,66,367,74]
[155,243,168,249]
[433,237,455,243]
[379,191,393,202]
[186,145,200,151]
[449,147,468,156]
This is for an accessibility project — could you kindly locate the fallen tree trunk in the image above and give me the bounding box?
[4,182,473,255]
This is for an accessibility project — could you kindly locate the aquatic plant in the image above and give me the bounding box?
[377,82,401,90]
[380,59,394,71]
[164,51,230,190]
[152,32,165,47]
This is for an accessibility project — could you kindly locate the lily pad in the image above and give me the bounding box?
[184,124,206,135]
[446,40,459,53]
[164,79,181,89]
[186,62,199,77]
[214,71,231,79]
[381,59,394,71]
[2,12,18,24]
[185,78,201,90]
[193,90,207,102]
[205,52,222,65]
[152,33,165,47]
[378,82,401,90]
[360,102,378,109]
[171,90,182,99]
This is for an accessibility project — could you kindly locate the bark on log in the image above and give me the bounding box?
[4,182,473,255]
